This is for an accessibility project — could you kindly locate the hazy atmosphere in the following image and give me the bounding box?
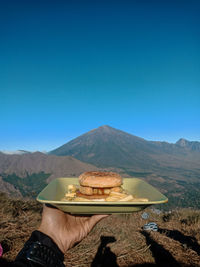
[0,0,199,151]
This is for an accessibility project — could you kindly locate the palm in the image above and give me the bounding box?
[38,205,108,253]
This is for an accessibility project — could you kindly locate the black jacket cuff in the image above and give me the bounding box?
[14,230,64,267]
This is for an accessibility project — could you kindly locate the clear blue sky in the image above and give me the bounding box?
[0,0,200,151]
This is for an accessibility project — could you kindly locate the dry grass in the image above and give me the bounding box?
[0,193,42,263]
[1,193,200,266]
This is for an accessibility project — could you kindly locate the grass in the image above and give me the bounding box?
[1,193,200,266]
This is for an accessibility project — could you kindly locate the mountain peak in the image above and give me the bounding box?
[99,125,111,128]
[96,125,116,132]
[176,138,200,151]
[176,138,189,147]
[92,125,114,131]
[86,125,125,136]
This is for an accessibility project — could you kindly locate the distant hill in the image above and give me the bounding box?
[0,152,98,197]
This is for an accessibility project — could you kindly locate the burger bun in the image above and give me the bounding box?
[79,171,122,188]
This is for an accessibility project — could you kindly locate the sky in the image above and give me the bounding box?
[0,0,200,151]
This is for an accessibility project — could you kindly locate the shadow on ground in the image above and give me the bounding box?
[158,228,200,256]
[137,230,181,267]
[1,231,194,267]
[91,233,182,267]
[91,236,119,267]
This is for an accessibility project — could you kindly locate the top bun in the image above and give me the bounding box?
[79,171,122,188]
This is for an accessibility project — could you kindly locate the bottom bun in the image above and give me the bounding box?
[76,192,109,200]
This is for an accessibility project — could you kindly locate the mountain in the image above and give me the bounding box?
[50,125,159,169]
[0,152,98,197]
[50,125,200,181]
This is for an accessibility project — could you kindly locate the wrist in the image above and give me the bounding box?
[38,226,70,253]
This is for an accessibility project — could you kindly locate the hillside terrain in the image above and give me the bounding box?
[1,193,200,267]
[0,152,98,197]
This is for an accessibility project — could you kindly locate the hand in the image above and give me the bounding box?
[38,205,108,253]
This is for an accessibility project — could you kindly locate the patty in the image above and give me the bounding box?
[79,185,122,195]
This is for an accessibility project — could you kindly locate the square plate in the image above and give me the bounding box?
[37,177,168,214]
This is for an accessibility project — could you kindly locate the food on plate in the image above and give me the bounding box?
[64,171,149,202]
[78,171,122,199]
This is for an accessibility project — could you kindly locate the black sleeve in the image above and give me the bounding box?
[12,230,65,267]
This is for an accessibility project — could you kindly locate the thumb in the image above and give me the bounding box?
[87,214,109,231]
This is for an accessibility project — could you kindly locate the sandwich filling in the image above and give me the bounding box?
[79,185,122,195]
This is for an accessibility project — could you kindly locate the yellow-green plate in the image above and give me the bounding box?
[37,177,168,214]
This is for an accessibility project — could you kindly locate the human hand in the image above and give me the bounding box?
[38,205,108,253]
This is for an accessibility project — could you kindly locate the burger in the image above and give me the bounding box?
[65,171,148,202]
[76,171,123,200]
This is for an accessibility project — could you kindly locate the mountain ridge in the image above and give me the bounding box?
[0,152,98,178]
[0,152,98,197]
[176,138,200,151]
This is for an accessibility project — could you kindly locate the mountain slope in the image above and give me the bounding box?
[50,125,159,169]
[0,152,97,178]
